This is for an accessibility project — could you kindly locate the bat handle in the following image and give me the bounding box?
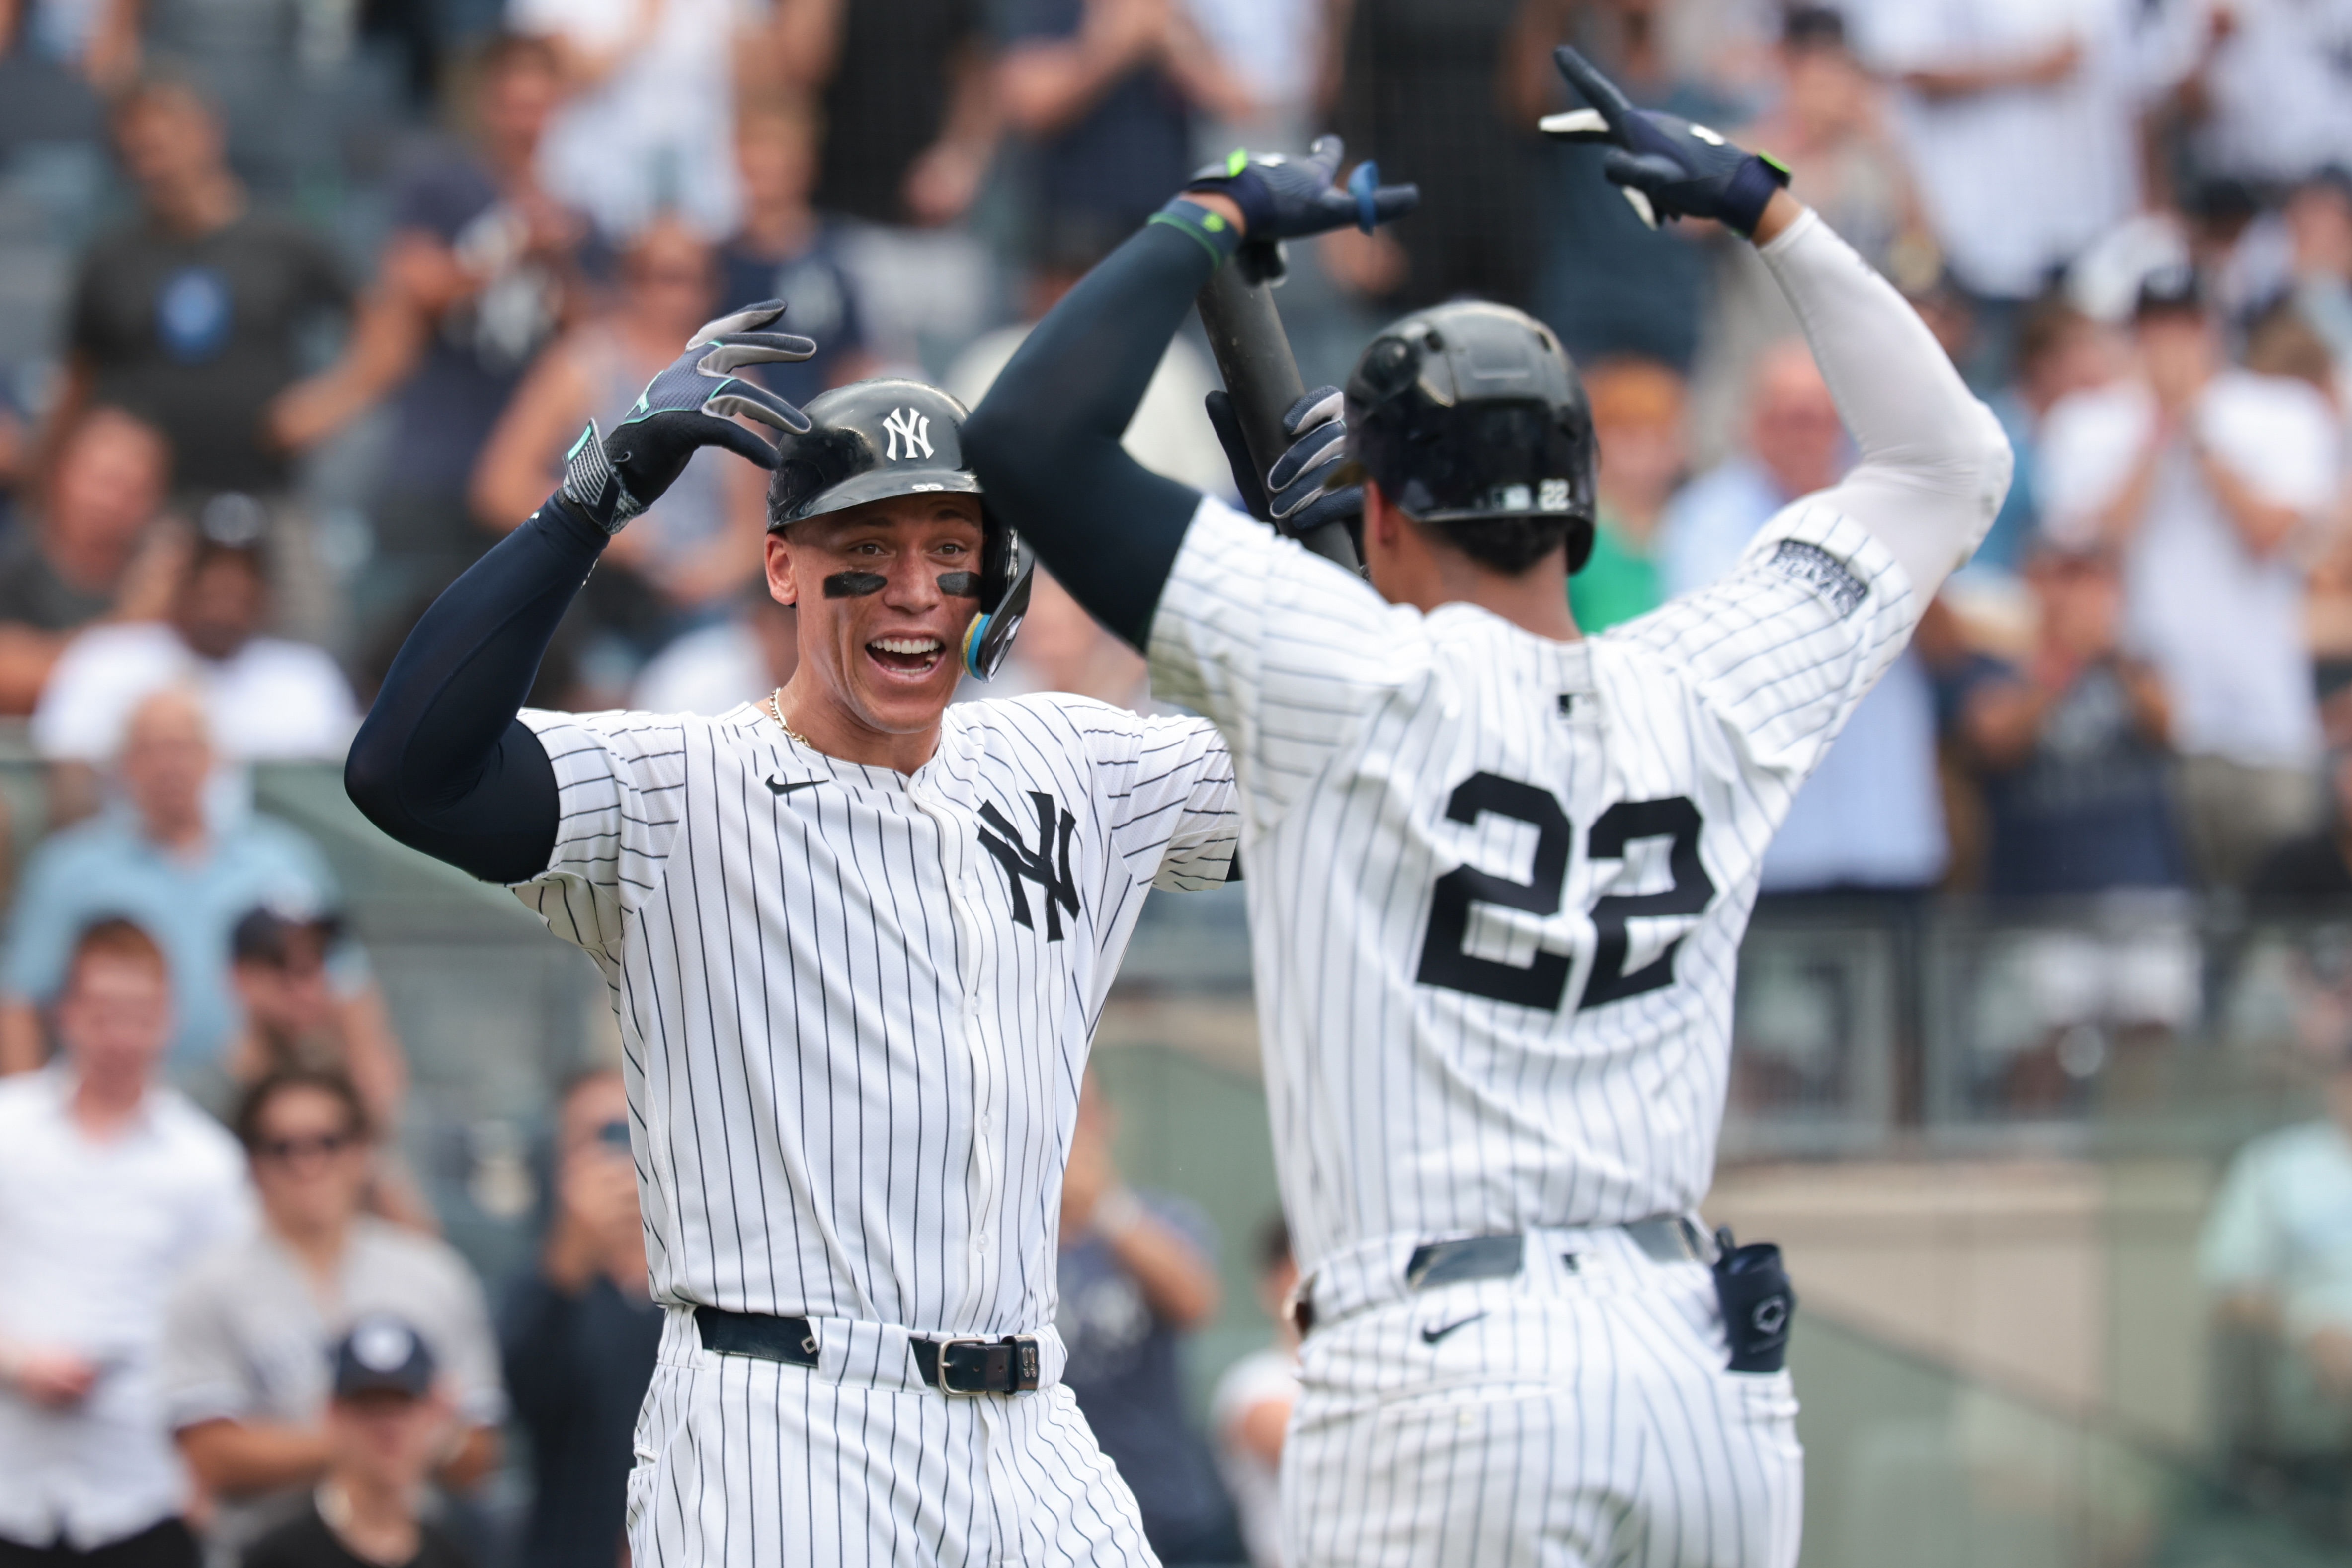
[1195,264,1362,573]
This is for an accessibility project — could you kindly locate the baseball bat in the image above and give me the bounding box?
[1195,259,1363,573]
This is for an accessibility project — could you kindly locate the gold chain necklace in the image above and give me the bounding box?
[767,688,812,747]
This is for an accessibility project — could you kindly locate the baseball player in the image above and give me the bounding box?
[962,50,2012,1568]
[344,308,1246,1565]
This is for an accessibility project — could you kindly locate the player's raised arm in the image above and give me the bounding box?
[1545,46,2012,601]
[343,305,813,882]
[964,142,1415,649]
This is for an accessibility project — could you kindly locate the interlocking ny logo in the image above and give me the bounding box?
[977,792,1080,940]
[882,407,932,461]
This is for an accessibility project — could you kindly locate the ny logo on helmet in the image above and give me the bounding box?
[882,407,932,462]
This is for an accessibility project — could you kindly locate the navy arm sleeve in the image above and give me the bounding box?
[964,221,1219,650]
[343,496,607,883]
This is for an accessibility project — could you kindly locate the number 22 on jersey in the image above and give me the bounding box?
[1414,771,1714,1012]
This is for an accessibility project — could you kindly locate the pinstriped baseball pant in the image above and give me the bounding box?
[626,1308,1158,1568]
[1282,1231,1802,1568]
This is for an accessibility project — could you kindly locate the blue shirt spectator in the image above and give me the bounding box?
[1656,344,1947,892]
[715,100,868,408]
[999,0,1231,267]
[0,689,351,1079]
[1951,545,2186,899]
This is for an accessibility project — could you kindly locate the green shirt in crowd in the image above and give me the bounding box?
[1568,513,1661,634]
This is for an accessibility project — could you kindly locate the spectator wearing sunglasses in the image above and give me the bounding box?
[156,1069,505,1565]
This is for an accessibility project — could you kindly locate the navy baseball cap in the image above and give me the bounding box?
[331,1316,436,1400]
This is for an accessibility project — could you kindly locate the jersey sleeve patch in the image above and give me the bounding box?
[1766,538,1867,618]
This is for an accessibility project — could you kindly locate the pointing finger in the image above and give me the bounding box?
[699,414,784,469]
[1552,46,1638,138]
[697,336,819,375]
[1367,182,1419,226]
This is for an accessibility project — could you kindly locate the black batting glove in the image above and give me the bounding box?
[560,300,816,533]
[1264,387,1360,540]
[1184,136,1419,244]
[1541,47,1790,238]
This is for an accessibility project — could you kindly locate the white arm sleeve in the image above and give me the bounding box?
[1758,207,2015,601]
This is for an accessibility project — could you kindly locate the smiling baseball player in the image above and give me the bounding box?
[964,54,2011,1568]
[345,307,1242,1566]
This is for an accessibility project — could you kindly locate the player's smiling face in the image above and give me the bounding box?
[766,494,985,740]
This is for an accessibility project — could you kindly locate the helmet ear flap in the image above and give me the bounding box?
[1565,518,1597,576]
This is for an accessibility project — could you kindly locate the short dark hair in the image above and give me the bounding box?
[1427,512,1582,576]
[65,917,167,998]
[235,1066,372,1153]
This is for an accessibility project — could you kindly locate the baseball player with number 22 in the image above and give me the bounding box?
[964,46,2012,1568]
[339,260,1375,1552]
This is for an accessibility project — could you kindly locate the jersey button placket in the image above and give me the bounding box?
[911,776,1003,1317]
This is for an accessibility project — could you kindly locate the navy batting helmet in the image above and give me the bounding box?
[767,379,1033,680]
[1343,302,1599,573]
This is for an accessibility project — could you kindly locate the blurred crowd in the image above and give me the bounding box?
[16,0,2352,1562]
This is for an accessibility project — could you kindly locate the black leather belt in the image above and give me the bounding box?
[1295,1218,1713,1335]
[694,1305,819,1367]
[910,1335,1043,1395]
[692,1306,1041,1395]
[1404,1216,1712,1289]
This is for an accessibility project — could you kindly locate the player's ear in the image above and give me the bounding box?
[764,530,799,608]
[1362,480,1403,551]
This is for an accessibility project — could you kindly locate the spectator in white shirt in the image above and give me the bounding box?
[2158,0,2352,190]
[31,532,358,807]
[160,1068,503,1564]
[0,918,253,1568]
[509,0,748,240]
[1854,0,2152,376]
[2040,263,2341,889]
[627,583,796,715]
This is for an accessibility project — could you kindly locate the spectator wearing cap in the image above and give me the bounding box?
[0,918,253,1568]
[2040,265,2341,891]
[499,1069,659,1568]
[225,906,429,1234]
[32,525,358,784]
[159,1069,502,1564]
[240,1317,475,1568]
[0,688,361,1085]
[0,406,183,716]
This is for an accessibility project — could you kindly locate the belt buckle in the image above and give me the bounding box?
[931,1336,994,1395]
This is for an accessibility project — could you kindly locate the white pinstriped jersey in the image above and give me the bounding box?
[510,695,1238,1334]
[1149,496,1917,1276]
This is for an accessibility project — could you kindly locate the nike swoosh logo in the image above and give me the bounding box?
[766,775,824,797]
[1420,1312,1489,1346]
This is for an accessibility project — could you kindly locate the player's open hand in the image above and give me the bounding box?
[560,300,818,534]
[1183,137,1419,244]
[1541,47,1790,238]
